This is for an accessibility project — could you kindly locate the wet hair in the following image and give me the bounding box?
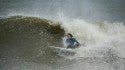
[67,33,73,37]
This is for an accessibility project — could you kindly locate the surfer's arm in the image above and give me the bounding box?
[73,38,80,46]
[73,38,79,43]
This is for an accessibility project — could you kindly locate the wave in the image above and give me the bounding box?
[0,16,65,64]
[1,15,125,70]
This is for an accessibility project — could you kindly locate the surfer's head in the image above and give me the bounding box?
[66,33,73,38]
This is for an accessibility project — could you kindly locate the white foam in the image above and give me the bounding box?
[58,16,125,59]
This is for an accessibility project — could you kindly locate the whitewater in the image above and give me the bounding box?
[61,18,125,58]
[51,15,125,70]
[51,12,125,69]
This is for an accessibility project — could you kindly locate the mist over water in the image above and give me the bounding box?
[0,0,125,22]
[0,0,125,70]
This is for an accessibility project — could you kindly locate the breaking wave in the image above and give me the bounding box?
[0,16,125,70]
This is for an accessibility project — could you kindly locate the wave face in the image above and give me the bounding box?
[0,16,65,70]
[0,16,125,70]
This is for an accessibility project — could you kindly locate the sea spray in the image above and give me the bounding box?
[60,19,125,59]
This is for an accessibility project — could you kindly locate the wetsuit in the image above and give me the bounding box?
[66,38,79,49]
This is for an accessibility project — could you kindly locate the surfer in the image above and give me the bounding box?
[65,33,80,49]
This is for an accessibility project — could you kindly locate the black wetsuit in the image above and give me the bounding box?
[66,38,79,49]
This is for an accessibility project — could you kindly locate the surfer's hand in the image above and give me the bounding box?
[75,43,80,47]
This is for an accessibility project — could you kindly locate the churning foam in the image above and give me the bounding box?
[59,17,125,59]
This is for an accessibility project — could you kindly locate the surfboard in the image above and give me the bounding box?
[49,46,76,56]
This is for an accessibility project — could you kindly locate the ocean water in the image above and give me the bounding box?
[0,16,125,70]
